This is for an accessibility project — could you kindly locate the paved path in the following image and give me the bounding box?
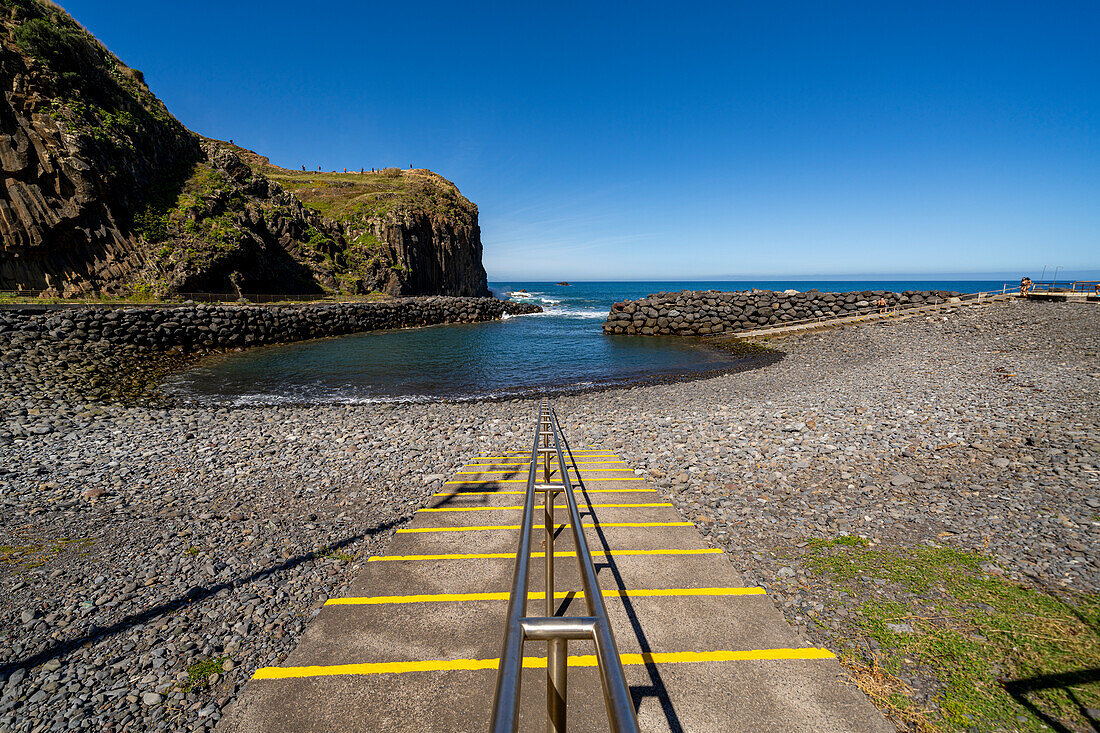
[220,444,892,732]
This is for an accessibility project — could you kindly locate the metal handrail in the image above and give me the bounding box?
[490,399,639,733]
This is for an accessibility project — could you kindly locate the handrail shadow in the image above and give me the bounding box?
[0,515,408,679]
[1002,668,1100,733]
[429,485,505,509]
[559,435,685,733]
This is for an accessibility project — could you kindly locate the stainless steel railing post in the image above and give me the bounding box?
[541,404,564,731]
[488,399,546,731]
[490,400,639,733]
[548,407,638,730]
[547,637,567,733]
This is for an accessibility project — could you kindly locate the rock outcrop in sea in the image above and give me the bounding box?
[0,1,490,299]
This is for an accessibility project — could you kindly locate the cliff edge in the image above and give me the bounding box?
[0,0,489,298]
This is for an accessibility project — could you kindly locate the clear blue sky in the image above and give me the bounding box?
[65,0,1098,281]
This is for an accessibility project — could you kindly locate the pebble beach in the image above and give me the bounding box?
[1,299,1097,731]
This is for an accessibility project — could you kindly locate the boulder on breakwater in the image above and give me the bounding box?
[603,289,961,336]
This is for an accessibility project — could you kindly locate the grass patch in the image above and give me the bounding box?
[318,547,356,563]
[182,655,229,691]
[804,541,1100,731]
[840,654,936,732]
[263,168,474,222]
[0,538,95,569]
[807,535,869,550]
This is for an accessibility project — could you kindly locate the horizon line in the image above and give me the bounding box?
[486,272,1100,283]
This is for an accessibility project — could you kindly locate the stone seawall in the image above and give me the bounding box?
[603,289,962,336]
[0,297,540,404]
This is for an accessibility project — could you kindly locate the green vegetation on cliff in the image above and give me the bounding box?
[12,1,166,125]
[268,168,475,222]
[7,0,194,176]
[0,1,490,298]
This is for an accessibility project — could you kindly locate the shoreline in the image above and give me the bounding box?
[162,336,782,408]
[1,300,1097,730]
[0,297,541,409]
[0,293,778,410]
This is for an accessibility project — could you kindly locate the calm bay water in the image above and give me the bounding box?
[163,280,1008,405]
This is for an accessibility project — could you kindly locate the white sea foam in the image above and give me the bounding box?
[529,307,607,319]
[224,391,438,407]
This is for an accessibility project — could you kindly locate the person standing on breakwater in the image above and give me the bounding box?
[877,297,887,313]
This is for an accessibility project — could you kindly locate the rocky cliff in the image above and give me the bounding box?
[0,0,490,298]
[0,0,200,295]
[234,148,490,297]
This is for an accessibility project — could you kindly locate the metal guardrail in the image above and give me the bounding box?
[1028,280,1100,293]
[490,399,639,733]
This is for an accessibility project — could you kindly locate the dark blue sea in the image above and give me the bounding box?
[162,280,1009,404]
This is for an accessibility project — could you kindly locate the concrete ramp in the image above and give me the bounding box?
[219,446,892,732]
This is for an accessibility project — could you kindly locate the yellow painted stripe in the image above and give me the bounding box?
[254,658,500,678]
[420,502,671,512]
[473,451,620,457]
[456,468,638,474]
[434,489,656,496]
[325,587,765,606]
[569,468,640,472]
[368,548,722,562]
[397,521,693,534]
[463,461,628,466]
[456,471,525,474]
[474,452,617,458]
[445,478,645,485]
[472,454,619,458]
[251,648,835,679]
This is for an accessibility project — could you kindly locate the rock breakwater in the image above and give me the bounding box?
[603,288,963,335]
[0,297,541,405]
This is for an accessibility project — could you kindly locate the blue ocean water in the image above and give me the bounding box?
[489,280,1014,315]
[163,280,1009,404]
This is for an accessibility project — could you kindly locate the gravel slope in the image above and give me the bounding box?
[0,299,1096,731]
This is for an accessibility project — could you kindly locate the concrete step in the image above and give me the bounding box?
[219,445,892,733]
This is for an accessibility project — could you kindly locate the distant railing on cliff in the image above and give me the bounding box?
[176,292,390,303]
